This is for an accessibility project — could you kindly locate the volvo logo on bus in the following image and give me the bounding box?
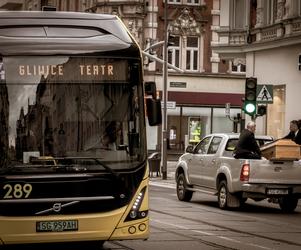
[35,201,80,215]
[53,203,62,212]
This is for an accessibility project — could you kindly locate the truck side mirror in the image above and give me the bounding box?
[185,145,194,153]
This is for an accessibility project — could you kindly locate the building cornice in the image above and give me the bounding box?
[213,32,301,57]
[213,17,301,57]
[149,71,246,79]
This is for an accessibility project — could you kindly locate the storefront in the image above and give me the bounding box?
[166,105,241,150]
[146,74,245,152]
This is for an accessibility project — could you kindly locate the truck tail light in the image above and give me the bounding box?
[240,163,250,181]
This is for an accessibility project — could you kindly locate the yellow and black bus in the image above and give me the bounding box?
[0,11,161,246]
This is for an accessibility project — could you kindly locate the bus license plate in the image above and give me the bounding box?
[36,220,78,232]
[266,189,289,195]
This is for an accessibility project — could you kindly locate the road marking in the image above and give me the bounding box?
[218,236,241,243]
[191,229,214,236]
[248,243,273,250]
[149,181,175,189]
[152,219,189,230]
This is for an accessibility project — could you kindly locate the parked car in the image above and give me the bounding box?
[175,133,301,212]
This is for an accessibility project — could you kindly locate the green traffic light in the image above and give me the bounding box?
[244,77,257,116]
[245,103,256,114]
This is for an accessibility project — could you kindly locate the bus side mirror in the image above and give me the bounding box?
[146,98,162,126]
[144,81,162,126]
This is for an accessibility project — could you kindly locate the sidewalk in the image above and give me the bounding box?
[149,161,177,188]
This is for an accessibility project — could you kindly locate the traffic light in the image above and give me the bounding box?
[144,81,157,98]
[243,77,257,116]
[167,33,176,47]
[257,105,267,116]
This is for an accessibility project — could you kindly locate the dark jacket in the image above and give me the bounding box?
[284,130,301,145]
[234,129,261,159]
[283,131,295,140]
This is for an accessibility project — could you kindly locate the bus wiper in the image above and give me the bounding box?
[55,157,119,179]
[91,157,119,179]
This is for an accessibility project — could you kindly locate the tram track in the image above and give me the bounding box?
[151,223,237,250]
[150,208,301,248]
[109,224,236,250]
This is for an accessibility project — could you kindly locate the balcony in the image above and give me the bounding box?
[0,0,23,10]
[213,16,301,58]
[214,28,247,46]
[252,17,301,43]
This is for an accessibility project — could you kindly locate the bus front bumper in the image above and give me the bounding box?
[0,207,148,245]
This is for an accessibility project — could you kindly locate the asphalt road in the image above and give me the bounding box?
[105,181,301,249]
[111,183,301,250]
[4,181,301,250]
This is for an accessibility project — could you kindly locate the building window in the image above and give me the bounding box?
[212,108,241,133]
[265,0,277,24]
[250,0,257,28]
[182,107,211,146]
[188,117,202,144]
[166,106,242,150]
[231,0,246,29]
[186,36,199,71]
[231,61,246,74]
[186,0,200,6]
[41,0,48,9]
[168,0,181,4]
[168,36,200,72]
[267,85,285,139]
[168,36,180,69]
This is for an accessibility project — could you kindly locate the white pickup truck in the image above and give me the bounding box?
[175,133,301,212]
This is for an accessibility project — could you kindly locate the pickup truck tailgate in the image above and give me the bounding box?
[248,160,301,184]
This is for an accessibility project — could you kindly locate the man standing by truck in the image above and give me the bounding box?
[283,120,301,145]
[234,121,262,159]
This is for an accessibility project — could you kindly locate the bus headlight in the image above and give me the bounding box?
[125,187,148,221]
[129,210,137,219]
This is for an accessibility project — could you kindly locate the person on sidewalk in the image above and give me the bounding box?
[234,121,261,159]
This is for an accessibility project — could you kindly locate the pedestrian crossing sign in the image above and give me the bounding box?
[256,85,273,103]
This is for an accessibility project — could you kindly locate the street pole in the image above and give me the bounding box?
[161,0,168,180]
[141,51,184,73]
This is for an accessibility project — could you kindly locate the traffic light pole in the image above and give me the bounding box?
[161,0,168,180]
[144,41,164,52]
[141,51,184,73]
[143,3,184,180]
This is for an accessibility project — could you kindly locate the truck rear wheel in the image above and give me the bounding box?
[279,197,298,213]
[176,173,193,201]
[218,180,241,209]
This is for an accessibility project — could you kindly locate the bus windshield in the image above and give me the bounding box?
[0,56,146,170]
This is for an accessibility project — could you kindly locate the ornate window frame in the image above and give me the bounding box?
[168,8,203,72]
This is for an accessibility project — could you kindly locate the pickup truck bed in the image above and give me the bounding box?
[175,133,301,212]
